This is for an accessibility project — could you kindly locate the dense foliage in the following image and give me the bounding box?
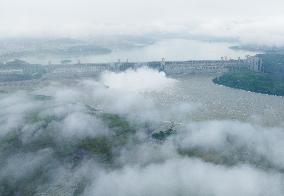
[213,70,284,96]
[257,53,284,76]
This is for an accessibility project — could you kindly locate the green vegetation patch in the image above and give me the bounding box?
[32,95,53,101]
[152,126,176,141]
[213,70,284,96]
[101,113,136,136]
[78,137,112,160]
[178,146,279,172]
[257,53,284,75]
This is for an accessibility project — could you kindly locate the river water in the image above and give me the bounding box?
[16,38,282,128]
[2,73,283,127]
[149,74,284,127]
[22,39,257,64]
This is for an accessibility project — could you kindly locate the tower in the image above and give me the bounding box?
[160,58,165,71]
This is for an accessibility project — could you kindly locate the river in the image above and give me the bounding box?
[22,39,257,64]
[148,74,284,127]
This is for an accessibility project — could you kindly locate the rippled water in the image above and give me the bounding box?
[149,75,284,127]
[2,74,283,127]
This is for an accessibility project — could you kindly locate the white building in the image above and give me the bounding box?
[245,56,263,72]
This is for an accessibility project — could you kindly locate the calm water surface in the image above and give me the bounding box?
[23,39,257,64]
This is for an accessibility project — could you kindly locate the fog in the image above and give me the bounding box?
[101,67,176,92]
[0,68,283,195]
[1,0,284,194]
[1,0,284,46]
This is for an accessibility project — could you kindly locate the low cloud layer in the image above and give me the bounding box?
[101,67,176,92]
[0,68,283,195]
[87,158,284,196]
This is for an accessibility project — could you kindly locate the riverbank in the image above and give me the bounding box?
[213,70,284,96]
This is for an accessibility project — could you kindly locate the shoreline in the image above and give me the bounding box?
[212,70,284,97]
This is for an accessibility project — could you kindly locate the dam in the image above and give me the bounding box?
[0,56,263,81]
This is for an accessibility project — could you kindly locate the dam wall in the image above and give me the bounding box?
[0,56,263,80]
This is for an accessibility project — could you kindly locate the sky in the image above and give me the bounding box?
[1,0,284,46]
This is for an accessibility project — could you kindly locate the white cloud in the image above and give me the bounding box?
[0,68,284,195]
[101,67,176,92]
[85,158,284,196]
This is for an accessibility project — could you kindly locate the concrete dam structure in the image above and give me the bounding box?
[0,56,263,81]
[162,60,232,74]
[160,56,263,75]
[44,56,262,77]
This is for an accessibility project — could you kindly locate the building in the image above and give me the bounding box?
[245,56,263,72]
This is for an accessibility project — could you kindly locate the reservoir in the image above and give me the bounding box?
[22,39,257,64]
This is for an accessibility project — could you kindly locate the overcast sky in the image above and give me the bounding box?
[1,0,284,46]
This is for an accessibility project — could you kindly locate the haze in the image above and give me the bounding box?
[1,1,284,196]
[1,0,284,46]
